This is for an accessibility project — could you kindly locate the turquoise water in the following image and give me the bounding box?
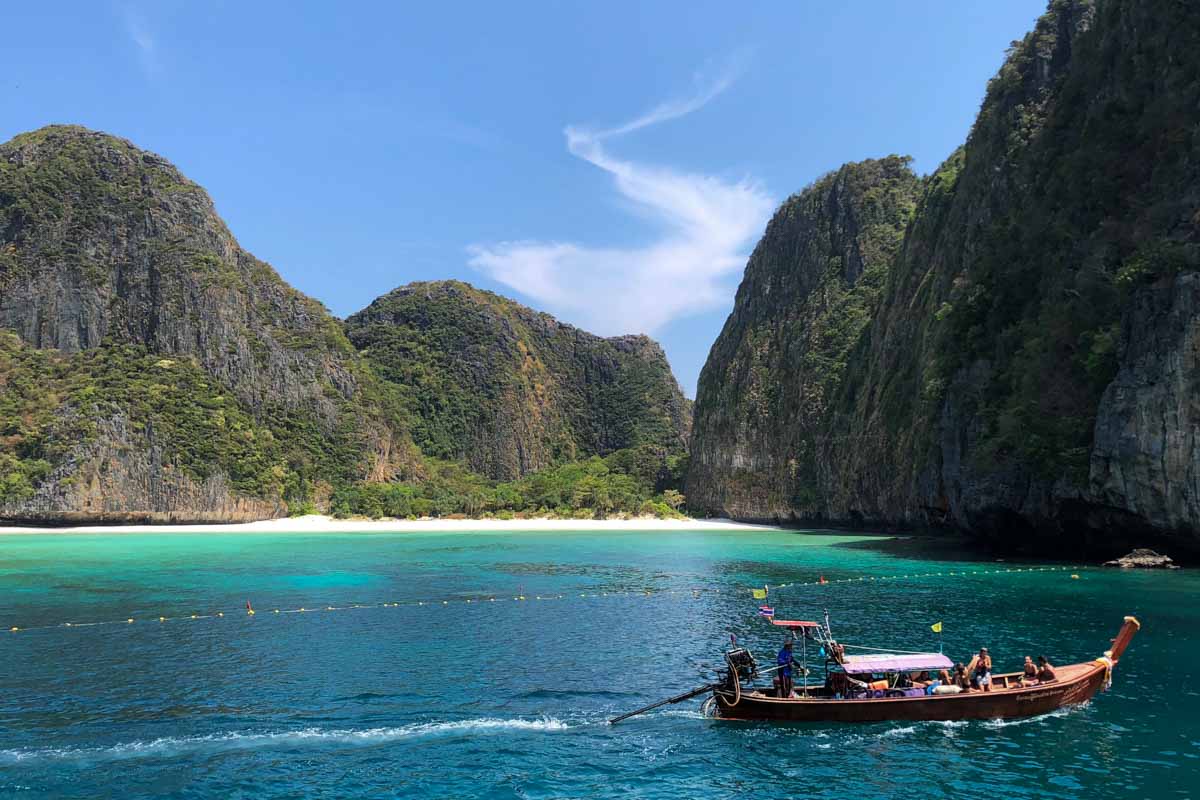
[0,529,1196,799]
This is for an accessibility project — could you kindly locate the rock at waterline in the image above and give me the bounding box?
[1103,549,1180,570]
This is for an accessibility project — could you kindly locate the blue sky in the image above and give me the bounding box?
[2,1,1048,395]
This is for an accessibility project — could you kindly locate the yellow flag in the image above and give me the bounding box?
[752,587,768,600]
[931,621,943,633]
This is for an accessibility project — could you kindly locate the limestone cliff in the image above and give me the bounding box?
[690,0,1200,554]
[689,157,921,518]
[0,126,418,522]
[346,281,691,480]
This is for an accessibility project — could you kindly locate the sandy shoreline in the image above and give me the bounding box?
[0,514,786,536]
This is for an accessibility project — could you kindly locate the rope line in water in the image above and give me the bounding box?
[4,565,1086,636]
[758,565,1083,596]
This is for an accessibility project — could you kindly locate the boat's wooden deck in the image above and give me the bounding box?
[986,663,1090,691]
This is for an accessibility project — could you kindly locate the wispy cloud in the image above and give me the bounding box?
[121,5,159,77]
[468,66,772,336]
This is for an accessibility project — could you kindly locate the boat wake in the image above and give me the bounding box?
[981,703,1087,729]
[815,706,1085,746]
[879,724,919,738]
[0,717,570,764]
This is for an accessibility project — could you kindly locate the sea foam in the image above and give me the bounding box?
[0,717,569,764]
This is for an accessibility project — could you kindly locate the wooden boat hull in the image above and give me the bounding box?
[713,616,1138,724]
[715,662,1107,722]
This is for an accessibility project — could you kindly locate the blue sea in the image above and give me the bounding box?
[0,529,1195,799]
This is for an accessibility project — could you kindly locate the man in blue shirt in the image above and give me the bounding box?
[777,640,796,698]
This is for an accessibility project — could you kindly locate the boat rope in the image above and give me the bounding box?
[720,669,742,707]
[1094,655,1114,691]
[0,587,735,635]
[758,565,1086,597]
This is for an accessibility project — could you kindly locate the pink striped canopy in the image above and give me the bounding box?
[841,652,953,674]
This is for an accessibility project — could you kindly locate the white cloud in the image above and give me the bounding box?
[121,6,159,77]
[468,69,773,336]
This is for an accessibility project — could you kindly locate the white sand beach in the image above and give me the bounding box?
[0,515,785,536]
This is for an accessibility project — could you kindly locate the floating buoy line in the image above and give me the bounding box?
[4,565,1086,636]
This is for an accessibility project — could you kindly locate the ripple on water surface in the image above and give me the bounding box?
[0,529,1195,799]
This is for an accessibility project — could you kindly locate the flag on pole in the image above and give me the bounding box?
[931,621,943,633]
[758,606,775,617]
[751,587,768,600]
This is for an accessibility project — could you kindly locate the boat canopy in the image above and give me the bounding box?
[770,619,819,628]
[840,652,953,674]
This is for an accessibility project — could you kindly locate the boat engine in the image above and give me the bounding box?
[724,647,757,681]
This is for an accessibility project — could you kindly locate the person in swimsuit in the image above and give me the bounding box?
[972,647,993,692]
[1037,655,1057,682]
[953,662,971,690]
[1021,656,1038,685]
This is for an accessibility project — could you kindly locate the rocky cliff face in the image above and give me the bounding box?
[690,0,1200,554]
[346,281,691,480]
[12,412,286,525]
[1089,273,1200,542]
[0,126,418,521]
[689,157,921,518]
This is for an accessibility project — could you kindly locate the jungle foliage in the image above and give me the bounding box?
[330,445,688,520]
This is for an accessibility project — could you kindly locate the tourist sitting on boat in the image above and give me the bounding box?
[1037,655,1057,682]
[953,662,971,690]
[1021,656,1038,685]
[908,670,942,693]
[777,640,796,698]
[972,647,993,692]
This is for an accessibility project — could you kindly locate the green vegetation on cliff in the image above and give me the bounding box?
[924,0,1200,480]
[690,0,1200,549]
[331,445,687,520]
[689,156,922,517]
[0,328,688,517]
[840,0,1200,501]
[0,126,420,516]
[346,280,691,481]
[0,129,693,521]
[0,332,349,506]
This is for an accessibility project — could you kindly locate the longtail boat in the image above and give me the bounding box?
[610,615,1139,725]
